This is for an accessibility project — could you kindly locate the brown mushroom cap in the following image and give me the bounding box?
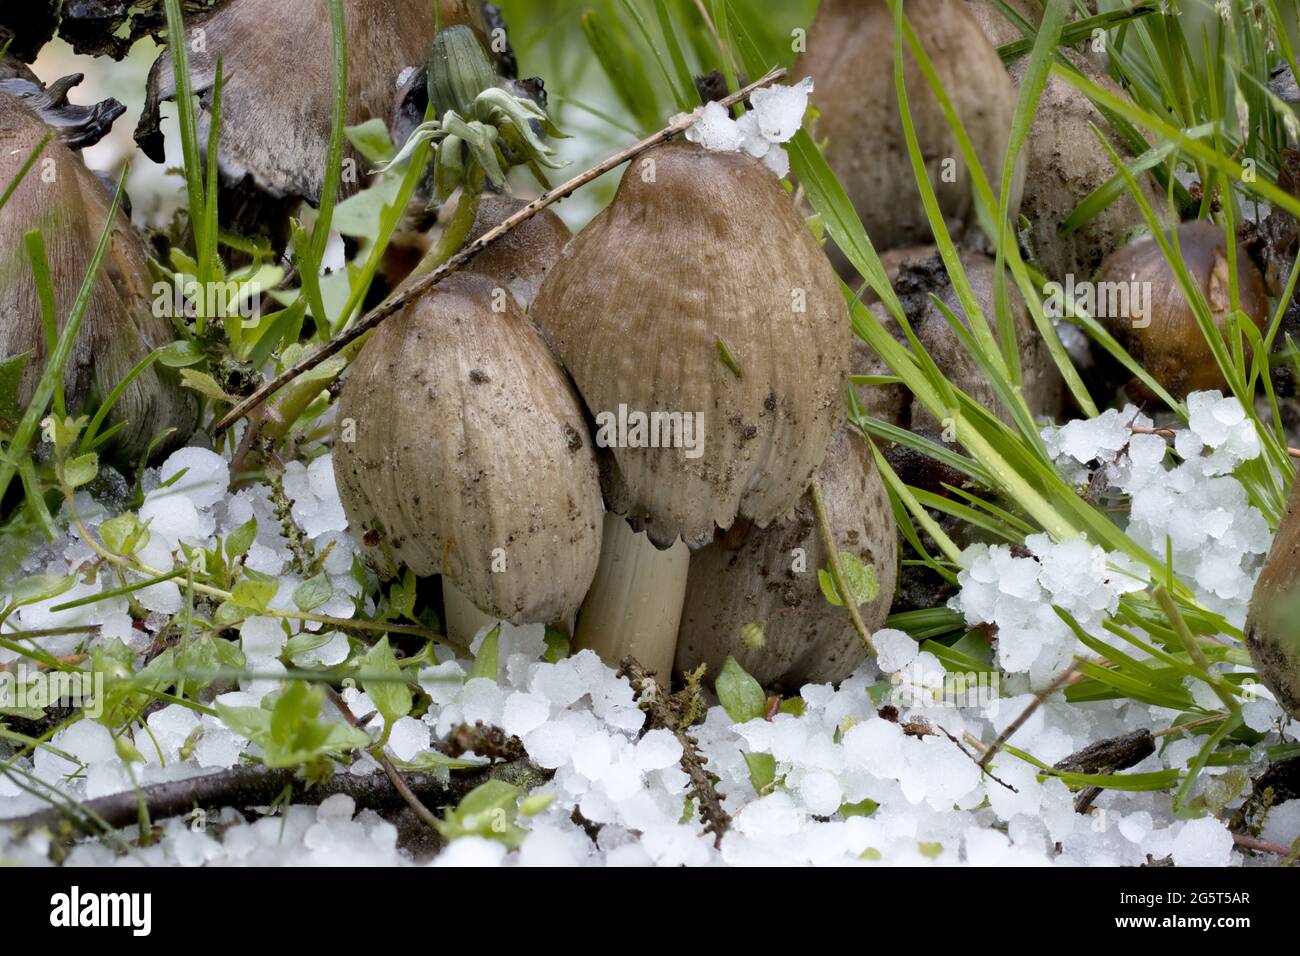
[136,0,489,206]
[465,193,573,310]
[530,141,851,549]
[675,429,898,689]
[1095,220,1269,399]
[855,249,1064,429]
[1244,478,1300,719]
[1005,51,1170,283]
[332,271,603,625]
[0,91,194,457]
[795,0,1024,265]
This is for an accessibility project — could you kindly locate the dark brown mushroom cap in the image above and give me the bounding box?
[1244,478,1300,719]
[530,141,851,549]
[136,0,489,206]
[332,271,603,625]
[1096,220,1269,399]
[465,193,573,310]
[0,2,59,63]
[0,91,194,457]
[795,0,1024,267]
[675,429,898,690]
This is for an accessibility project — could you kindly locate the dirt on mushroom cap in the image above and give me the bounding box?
[0,90,195,459]
[332,271,603,626]
[529,141,851,550]
[676,428,898,689]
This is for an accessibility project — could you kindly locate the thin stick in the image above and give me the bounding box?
[328,687,441,831]
[1232,832,1295,858]
[1129,423,1300,459]
[213,67,789,436]
[978,662,1079,769]
[809,476,876,655]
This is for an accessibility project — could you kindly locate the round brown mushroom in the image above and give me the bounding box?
[1094,220,1269,399]
[676,428,897,689]
[795,0,1024,268]
[332,271,603,644]
[1244,478,1300,720]
[530,141,851,677]
[0,88,194,459]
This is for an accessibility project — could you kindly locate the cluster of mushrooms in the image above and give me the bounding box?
[1,0,1298,717]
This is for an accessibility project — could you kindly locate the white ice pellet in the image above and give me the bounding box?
[749,76,813,142]
[1170,816,1235,867]
[684,100,744,152]
[501,691,551,738]
[386,716,430,762]
[873,629,918,673]
[634,729,682,772]
[158,447,230,509]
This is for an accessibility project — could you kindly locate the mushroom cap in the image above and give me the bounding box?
[854,249,1064,429]
[1096,220,1269,398]
[795,0,1024,263]
[0,91,194,457]
[675,428,897,689]
[530,141,851,549]
[333,271,603,625]
[0,2,59,63]
[1244,477,1300,719]
[465,193,573,310]
[1006,51,1170,282]
[137,0,489,205]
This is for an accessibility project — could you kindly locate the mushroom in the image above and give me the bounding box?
[530,141,851,678]
[0,87,194,458]
[0,3,59,63]
[1244,478,1300,720]
[1093,220,1269,399]
[134,0,498,243]
[794,0,1024,267]
[332,271,603,645]
[856,248,1064,430]
[463,193,574,310]
[676,429,897,689]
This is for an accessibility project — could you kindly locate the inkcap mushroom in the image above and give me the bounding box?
[1093,220,1269,399]
[1244,478,1300,719]
[530,141,851,677]
[676,429,898,689]
[332,272,603,645]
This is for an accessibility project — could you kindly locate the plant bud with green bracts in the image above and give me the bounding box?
[427,24,498,120]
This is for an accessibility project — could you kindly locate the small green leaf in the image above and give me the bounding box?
[817,552,879,608]
[469,624,501,682]
[293,573,333,612]
[778,697,806,717]
[156,339,205,368]
[840,798,879,818]
[284,630,335,661]
[62,452,99,489]
[362,637,413,726]
[231,569,277,613]
[543,625,570,663]
[520,792,556,816]
[8,574,75,609]
[740,622,764,649]
[743,751,776,793]
[0,352,29,427]
[917,841,944,859]
[344,117,395,164]
[716,655,766,723]
[99,512,147,556]
[179,368,234,403]
[225,517,257,560]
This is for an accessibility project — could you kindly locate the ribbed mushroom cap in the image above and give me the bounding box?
[1096,220,1269,399]
[795,0,1024,264]
[465,194,573,310]
[1005,51,1169,282]
[675,429,897,689]
[333,271,603,625]
[1244,478,1300,719]
[136,0,488,206]
[0,91,194,457]
[530,141,851,549]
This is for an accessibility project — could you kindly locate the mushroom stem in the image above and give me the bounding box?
[809,475,876,656]
[574,513,690,681]
[442,580,501,648]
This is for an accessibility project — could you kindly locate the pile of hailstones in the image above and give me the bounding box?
[2,377,1299,865]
